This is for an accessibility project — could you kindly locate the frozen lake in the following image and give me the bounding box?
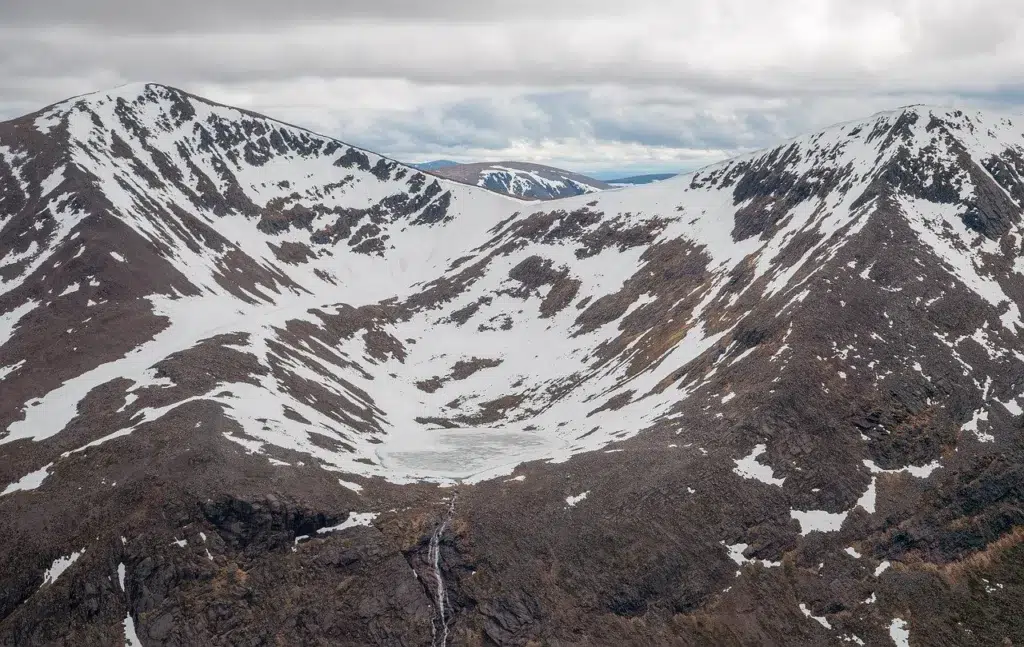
[376,427,560,482]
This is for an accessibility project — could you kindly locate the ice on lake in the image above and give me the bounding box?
[377,428,557,481]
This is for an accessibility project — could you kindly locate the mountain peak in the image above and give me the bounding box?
[4,88,1024,645]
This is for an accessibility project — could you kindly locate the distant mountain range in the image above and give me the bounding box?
[412,159,460,172]
[412,160,678,198]
[605,173,677,185]
[424,161,611,200]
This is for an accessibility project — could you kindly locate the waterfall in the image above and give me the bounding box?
[429,494,457,647]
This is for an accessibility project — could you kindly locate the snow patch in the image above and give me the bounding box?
[723,542,782,570]
[865,459,941,479]
[124,614,143,647]
[565,492,589,508]
[317,511,378,533]
[1,462,53,496]
[337,479,363,493]
[855,476,877,514]
[799,603,832,629]
[962,408,993,442]
[733,444,785,487]
[790,509,848,535]
[42,550,84,587]
[0,360,25,382]
[889,618,910,647]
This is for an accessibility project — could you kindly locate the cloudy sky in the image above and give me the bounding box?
[2,0,1024,177]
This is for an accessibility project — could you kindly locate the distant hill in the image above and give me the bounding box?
[429,161,611,199]
[412,159,460,171]
[605,173,677,185]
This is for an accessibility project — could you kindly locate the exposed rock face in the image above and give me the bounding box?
[429,161,611,199]
[3,87,1024,645]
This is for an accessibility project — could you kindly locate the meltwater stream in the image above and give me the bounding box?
[429,494,457,647]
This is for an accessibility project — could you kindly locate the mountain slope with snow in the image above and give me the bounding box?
[3,87,1024,645]
[428,160,612,199]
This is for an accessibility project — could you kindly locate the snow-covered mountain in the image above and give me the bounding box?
[3,86,1024,645]
[428,160,611,199]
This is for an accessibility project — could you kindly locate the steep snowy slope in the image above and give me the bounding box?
[4,87,1024,646]
[429,160,611,199]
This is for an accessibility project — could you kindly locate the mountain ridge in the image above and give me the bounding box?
[425,160,612,199]
[2,84,1024,645]
[605,172,677,185]
[413,159,460,172]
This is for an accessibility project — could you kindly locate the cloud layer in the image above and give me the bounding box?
[3,0,1023,174]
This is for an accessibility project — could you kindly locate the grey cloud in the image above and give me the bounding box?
[2,0,1024,174]
[0,0,632,32]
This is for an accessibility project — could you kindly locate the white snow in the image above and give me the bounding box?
[855,477,877,514]
[799,603,832,629]
[875,560,892,576]
[1,462,53,496]
[723,542,782,570]
[889,618,910,647]
[565,492,589,508]
[0,300,37,349]
[316,511,378,533]
[733,444,785,487]
[899,195,1022,331]
[845,547,862,558]
[8,94,1023,491]
[337,479,363,493]
[62,429,135,457]
[1000,398,1023,416]
[39,167,65,197]
[904,461,941,478]
[0,360,25,382]
[58,282,81,297]
[729,346,758,366]
[124,614,143,647]
[378,428,555,483]
[117,562,126,591]
[963,408,993,442]
[790,509,848,535]
[478,165,605,198]
[864,459,941,479]
[41,549,84,587]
